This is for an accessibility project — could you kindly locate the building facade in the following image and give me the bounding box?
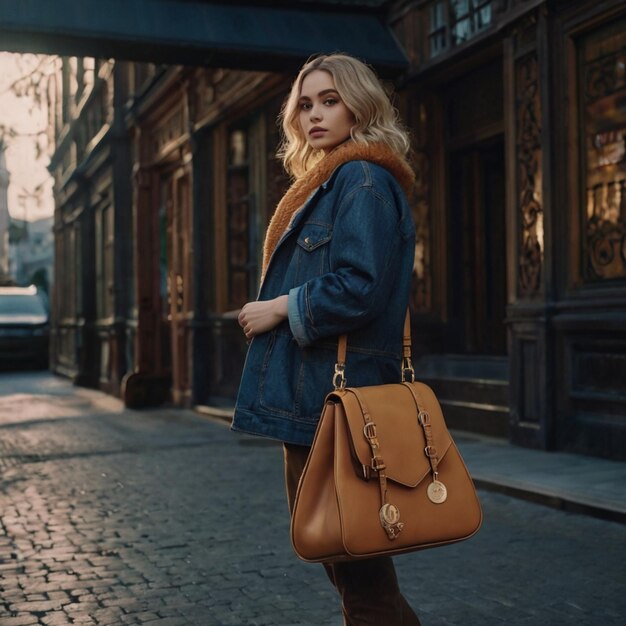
[49,0,626,459]
[389,0,626,459]
[0,142,10,281]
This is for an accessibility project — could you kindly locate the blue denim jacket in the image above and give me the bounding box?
[232,159,416,445]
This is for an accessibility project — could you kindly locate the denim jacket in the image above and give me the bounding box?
[232,158,416,446]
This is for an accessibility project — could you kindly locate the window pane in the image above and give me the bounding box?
[453,0,470,19]
[450,0,493,45]
[453,17,472,44]
[580,19,626,281]
[431,0,446,27]
[0,294,47,316]
[428,1,448,58]
[479,7,492,29]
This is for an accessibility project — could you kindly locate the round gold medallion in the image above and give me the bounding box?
[379,503,401,525]
[427,480,448,504]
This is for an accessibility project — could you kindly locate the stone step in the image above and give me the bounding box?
[415,354,510,438]
[422,375,509,408]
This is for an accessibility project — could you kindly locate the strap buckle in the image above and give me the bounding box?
[371,456,386,471]
[363,422,378,441]
[333,363,346,390]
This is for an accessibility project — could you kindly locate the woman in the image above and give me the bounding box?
[232,53,420,625]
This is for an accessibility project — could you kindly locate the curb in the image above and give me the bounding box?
[472,477,626,525]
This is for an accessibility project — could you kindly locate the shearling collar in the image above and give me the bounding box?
[262,141,415,277]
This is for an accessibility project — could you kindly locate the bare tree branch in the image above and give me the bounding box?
[0,55,56,98]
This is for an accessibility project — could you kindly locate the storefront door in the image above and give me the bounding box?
[160,168,192,405]
[447,137,507,355]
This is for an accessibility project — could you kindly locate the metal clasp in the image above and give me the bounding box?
[424,445,438,458]
[401,356,415,382]
[333,362,346,390]
[418,411,431,426]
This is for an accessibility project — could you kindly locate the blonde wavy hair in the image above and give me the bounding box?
[278,54,411,178]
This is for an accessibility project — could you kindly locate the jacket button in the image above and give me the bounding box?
[304,237,311,246]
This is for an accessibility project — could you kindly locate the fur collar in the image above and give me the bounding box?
[262,141,415,276]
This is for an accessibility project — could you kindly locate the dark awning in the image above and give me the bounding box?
[0,0,408,75]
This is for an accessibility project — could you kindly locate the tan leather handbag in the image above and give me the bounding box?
[291,313,483,562]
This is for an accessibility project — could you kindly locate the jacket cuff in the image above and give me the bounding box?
[288,286,312,347]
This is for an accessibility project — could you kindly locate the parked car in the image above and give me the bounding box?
[0,285,50,368]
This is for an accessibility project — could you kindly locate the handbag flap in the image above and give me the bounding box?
[331,382,452,488]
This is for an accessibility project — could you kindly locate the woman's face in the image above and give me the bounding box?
[298,70,355,154]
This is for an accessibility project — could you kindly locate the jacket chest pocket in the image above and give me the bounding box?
[294,224,332,284]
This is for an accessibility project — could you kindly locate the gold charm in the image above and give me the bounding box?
[379,503,404,540]
[380,503,401,525]
[427,480,448,504]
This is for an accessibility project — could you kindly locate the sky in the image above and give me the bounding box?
[0,52,55,222]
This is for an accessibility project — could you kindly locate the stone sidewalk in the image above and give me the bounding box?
[1,372,625,625]
[453,433,626,524]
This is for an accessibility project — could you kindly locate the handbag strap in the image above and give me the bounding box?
[333,308,414,390]
[350,386,405,540]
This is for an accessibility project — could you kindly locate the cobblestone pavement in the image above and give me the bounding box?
[1,372,625,626]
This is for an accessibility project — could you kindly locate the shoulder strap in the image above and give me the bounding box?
[334,308,413,390]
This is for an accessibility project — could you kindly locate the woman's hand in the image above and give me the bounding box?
[238,295,289,340]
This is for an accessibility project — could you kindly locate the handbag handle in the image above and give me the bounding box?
[333,308,414,390]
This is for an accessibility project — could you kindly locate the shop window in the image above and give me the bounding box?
[226,125,256,309]
[580,19,626,281]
